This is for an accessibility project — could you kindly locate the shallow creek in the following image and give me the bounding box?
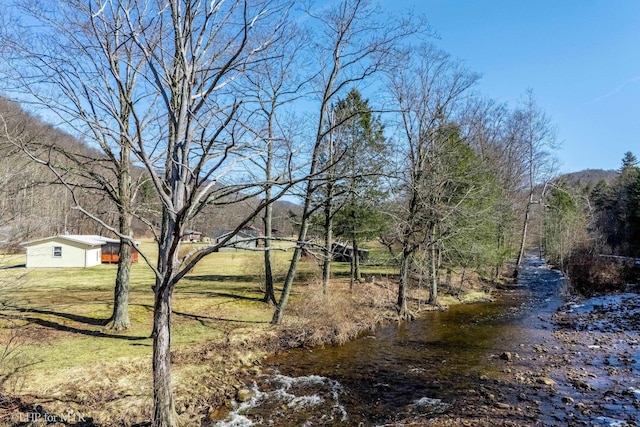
[216,256,640,426]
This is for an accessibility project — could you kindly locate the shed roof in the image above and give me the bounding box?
[183,229,202,235]
[214,230,255,241]
[23,234,120,247]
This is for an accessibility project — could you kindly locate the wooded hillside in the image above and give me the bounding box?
[0,97,299,249]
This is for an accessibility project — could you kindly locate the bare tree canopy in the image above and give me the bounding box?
[0,1,565,425]
[4,1,300,425]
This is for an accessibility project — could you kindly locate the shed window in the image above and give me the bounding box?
[53,246,62,258]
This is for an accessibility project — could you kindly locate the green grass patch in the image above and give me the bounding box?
[0,244,310,384]
[0,239,401,420]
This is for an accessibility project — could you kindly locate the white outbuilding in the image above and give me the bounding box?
[23,235,119,268]
[214,229,259,251]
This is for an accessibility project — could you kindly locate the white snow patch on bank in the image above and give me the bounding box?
[413,397,443,406]
[593,416,627,426]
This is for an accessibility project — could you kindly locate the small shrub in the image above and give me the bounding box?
[0,324,31,396]
[281,280,396,348]
[565,250,638,295]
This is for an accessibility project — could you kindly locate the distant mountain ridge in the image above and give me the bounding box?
[555,169,619,188]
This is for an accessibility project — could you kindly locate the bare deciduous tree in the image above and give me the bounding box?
[388,44,479,318]
[237,20,309,304]
[5,0,156,330]
[4,1,295,425]
[512,90,557,274]
[271,0,422,324]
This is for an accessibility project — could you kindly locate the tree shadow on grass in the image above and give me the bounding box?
[184,271,319,284]
[172,309,271,324]
[3,307,109,326]
[184,274,258,283]
[136,304,270,325]
[178,290,264,302]
[0,263,26,270]
[0,312,148,341]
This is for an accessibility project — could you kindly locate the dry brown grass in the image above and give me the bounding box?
[281,279,398,348]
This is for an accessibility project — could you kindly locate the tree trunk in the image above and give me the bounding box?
[458,267,467,295]
[321,195,333,296]
[273,122,320,324]
[263,244,276,304]
[272,212,310,324]
[397,246,411,319]
[272,163,318,324]
[108,142,133,330]
[494,222,504,280]
[152,285,177,427]
[109,236,132,330]
[321,181,335,295]
[352,236,361,282]
[262,111,277,305]
[349,246,355,290]
[515,193,533,275]
[272,9,343,323]
[429,242,438,305]
[538,207,544,260]
[262,187,276,305]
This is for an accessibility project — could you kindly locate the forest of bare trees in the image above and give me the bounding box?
[0,1,563,425]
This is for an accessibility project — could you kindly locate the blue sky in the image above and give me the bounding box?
[383,0,640,173]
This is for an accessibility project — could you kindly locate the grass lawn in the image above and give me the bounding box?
[0,240,396,423]
[0,242,316,373]
[0,239,489,424]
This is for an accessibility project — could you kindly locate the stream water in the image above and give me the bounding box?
[215,256,636,426]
